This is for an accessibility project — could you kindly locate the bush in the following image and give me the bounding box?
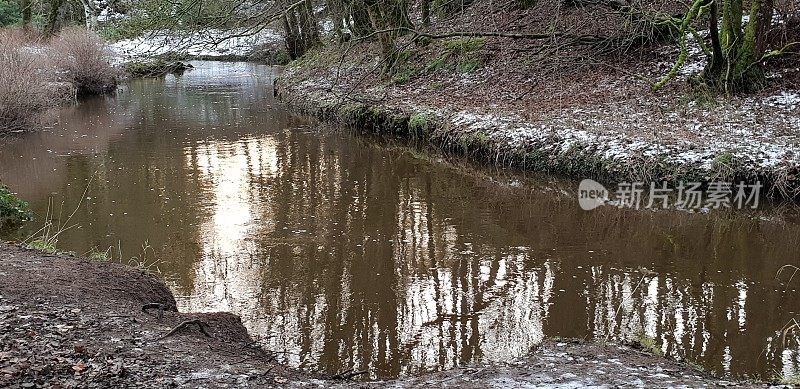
[0,0,20,26]
[0,28,66,132]
[0,184,32,226]
[50,28,118,96]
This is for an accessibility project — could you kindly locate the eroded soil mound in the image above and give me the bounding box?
[0,243,295,388]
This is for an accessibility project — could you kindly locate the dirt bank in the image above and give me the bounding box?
[0,242,300,388]
[274,1,800,199]
[0,243,776,387]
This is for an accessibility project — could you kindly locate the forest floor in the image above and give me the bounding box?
[275,0,800,199]
[0,243,772,388]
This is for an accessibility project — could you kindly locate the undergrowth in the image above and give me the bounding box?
[0,184,32,226]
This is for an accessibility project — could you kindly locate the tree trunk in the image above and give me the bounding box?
[421,0,432,25]
[283,10,303,59]
[298,0,321,51]
[706,0,723,77]
[281,0,321,59]
[701,0,771,93]
[20,0,31,28]
[753,0,774,55]
[44,0,66,36]
[365,0,398,72]
[349,0,373,37]
[329,0,347,42]
[79,0,100,31]
[387,0,413,29]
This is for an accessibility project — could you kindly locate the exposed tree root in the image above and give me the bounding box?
[331,369,369,380]
[161,319,212,339]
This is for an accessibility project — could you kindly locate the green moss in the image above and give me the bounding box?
[456,59,482,73]
[408,112,431,136]
[273,50,291,65]
[415,36,433,47]
[391,69,416,85]
[633,332,663,356]
[474,131,491,146]
[397,49,416,62]
[425,38,485,74]
[0,185,32,226]
[425,55,453,73]
[0,0,21,26]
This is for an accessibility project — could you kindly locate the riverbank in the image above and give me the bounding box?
[0,242,300,387]
[274,5,800,198]
[0,242,776,387]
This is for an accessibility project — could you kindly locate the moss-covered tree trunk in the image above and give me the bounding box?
[363,0,416,71]
[364,0,397,69]
[702,0,772,93]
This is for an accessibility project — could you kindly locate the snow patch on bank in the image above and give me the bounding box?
[448,83,800,173]
[765,91,800,110]
[111,29,283,60]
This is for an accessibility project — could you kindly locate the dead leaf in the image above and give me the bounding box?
[72,361,86,373]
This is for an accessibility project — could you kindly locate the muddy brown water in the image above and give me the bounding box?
[1,61,800,381]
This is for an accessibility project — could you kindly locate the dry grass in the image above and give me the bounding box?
[0,28,65,132]
[49,27,118,96]
[0,27,118,132]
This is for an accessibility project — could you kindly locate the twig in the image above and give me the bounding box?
[331,369,368,380]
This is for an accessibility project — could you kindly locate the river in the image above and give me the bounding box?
[1,61,799,381]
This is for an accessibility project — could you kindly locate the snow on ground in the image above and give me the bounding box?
[282,63,800,191]
[111,29,283,61]
[765,91,800,110]
[309,340,746,388]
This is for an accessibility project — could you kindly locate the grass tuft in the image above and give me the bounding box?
[27,239,57,254]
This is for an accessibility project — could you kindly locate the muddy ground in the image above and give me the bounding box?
[0,242,781,388]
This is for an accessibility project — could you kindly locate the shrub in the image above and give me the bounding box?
[0,28,65,132]
[0,184,32,226]
[50,28,118,96]
[0,0,21,27]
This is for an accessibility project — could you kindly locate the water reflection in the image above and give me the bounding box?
[1,61,799,380]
